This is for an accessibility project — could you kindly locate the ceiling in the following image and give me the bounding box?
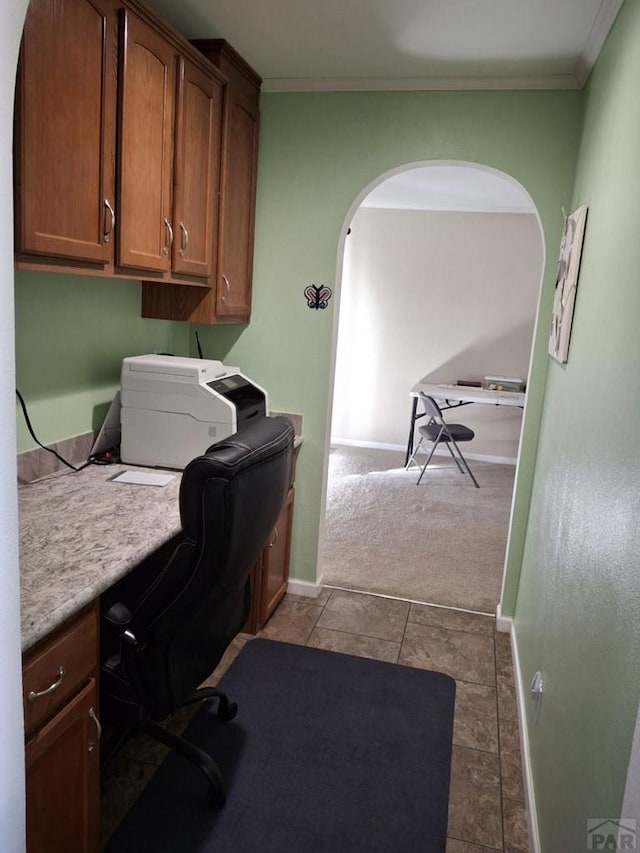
[361,165,536,213]
[148,0,624,92]
[146,0,623,212]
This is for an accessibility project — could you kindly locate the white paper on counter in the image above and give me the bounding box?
[110,470,176,487]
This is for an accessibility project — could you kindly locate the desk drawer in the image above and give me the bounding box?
[23,605,97,737]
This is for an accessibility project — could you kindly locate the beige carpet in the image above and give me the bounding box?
[319,446,516,614]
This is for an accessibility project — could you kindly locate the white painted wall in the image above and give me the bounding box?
[331,207,543,460]
[1,2,29,851]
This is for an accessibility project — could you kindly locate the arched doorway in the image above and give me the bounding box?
[318,161,545,613]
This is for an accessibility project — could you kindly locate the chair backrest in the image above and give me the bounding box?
[419,393,445,422]
[116,415,295,718]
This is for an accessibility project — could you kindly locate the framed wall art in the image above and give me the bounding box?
[549,204,588,364]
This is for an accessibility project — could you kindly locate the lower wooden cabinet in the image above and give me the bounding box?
[244,486,294,634]
[25,680,100,853]
[23,606,100,853]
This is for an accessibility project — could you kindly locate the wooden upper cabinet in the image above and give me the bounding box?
[141,39,260,323]
[172,57,224,278]
[216,96,259,317]
[117,9,176,272]
[15,0,117,263]
[15,2,259,323]
[193,40,261,322]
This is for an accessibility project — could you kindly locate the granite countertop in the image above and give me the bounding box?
[19,465,182,652]
[19,427,304,653]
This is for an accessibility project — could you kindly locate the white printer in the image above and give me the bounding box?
[120,354,267,469]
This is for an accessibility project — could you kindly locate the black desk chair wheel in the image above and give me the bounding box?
[406,393,479,488]
[100,415,295,806]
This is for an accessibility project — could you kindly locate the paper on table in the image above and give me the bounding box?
[110,470,176,487]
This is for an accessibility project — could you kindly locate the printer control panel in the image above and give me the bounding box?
[208,375,247,393]
[207,375,266,425]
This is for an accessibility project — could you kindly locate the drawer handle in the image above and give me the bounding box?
[28,665,65,702]
[88,707,102,753]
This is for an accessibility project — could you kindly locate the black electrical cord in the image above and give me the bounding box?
[16,389,89,473]
[195,330,204,359]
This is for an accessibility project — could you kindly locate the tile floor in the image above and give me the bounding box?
[101,587,529,852]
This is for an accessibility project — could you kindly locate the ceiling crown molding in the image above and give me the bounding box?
[261,0,625,94]
[262,74,582,94]
[574,0,625,87]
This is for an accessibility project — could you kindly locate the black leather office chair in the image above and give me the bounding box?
[406,393,479,487]
[100,415,295,804]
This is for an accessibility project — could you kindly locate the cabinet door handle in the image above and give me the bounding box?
[221,274,231,302]
[103,199,115,243]
[28,665,65,702]
[88,707,102,753]
[179,222,189,257]
[269,526,279,548]
[163,219,174,255]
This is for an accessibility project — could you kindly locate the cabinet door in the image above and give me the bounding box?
[259,487,294,626]
[16,0,116,263]
[172,58,223,278]
[215,92,259,318]
[26,680,100,853]
[117,10,175,272]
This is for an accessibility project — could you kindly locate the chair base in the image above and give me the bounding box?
[102,687,237,808]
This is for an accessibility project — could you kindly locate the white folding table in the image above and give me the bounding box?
[406,380,526,465]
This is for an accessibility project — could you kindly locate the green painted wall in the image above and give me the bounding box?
[15,272,188,450]
[513,1,640,849]
[12,13,640,847]
[194,89,583,586]
[15,90,583,602]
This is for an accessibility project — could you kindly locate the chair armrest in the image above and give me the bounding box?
[103,601,133,628]
[102,601,139,646]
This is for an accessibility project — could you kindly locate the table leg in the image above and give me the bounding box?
[405,397,418,466]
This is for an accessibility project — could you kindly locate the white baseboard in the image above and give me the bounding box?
[413,446,517,466]
[330,438,517,466]
[495,600,512,633]
[287,577,325,598]
[509,620,542,853]
[331,437,406,452]
[464,452,517,465]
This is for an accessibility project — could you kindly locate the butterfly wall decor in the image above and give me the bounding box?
[304,284,332,310]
